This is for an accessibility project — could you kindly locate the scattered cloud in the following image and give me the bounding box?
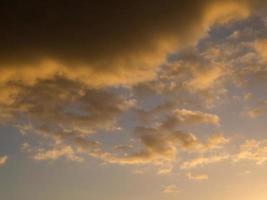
[1,0,267,177]
[234,139,267,165]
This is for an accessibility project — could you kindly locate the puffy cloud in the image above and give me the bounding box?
[0,155,7,166]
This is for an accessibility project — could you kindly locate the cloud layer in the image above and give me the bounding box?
[1,0,267,180]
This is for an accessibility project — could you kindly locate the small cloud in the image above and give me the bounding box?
[163,184,181,194]
[174,109,220,125]
[186,172,208,181]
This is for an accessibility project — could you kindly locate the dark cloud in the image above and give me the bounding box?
[0,0,207,65]
[0,0,253,88]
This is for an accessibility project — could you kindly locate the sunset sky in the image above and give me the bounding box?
[1,1,267,200]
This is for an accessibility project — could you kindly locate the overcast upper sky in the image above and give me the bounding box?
[1,1,267,200]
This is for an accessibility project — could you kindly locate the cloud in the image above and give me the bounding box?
[234,139,267,165]
[186,172,208,181]
[0,0,252,93]
[173,109,220,125]
[78,107,224,166]
[156,108,220,136]
[87,128,228,166]
[0,155,8,166]
[206,134,230,149]
[157,165,174,175]
[186,65,225,91]
[52,105,225,165]
[3,72,225,166]
[32,145,83,162]
[5,78,136,163]
[180,154,229,169]
[11,77,134,137]
[0,0,265,170]
[137,48,231,108]
[163,184,181,194]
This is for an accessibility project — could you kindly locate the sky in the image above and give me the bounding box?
[1,1,267,200]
